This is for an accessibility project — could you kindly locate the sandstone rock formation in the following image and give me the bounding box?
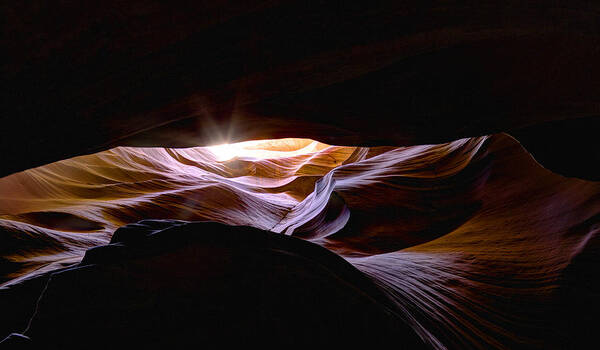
[2,2,600,348]
[1,135,598,348]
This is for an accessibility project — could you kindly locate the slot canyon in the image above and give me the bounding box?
[1,1,599,348]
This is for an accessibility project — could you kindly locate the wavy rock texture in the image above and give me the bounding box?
[0,134,598,349]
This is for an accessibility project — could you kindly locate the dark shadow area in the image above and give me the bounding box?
[1,220,427,348]
[511,116,600,181]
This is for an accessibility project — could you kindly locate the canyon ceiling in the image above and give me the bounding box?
[3,0,599,179]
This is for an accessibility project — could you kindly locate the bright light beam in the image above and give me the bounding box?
[206,138,325,161]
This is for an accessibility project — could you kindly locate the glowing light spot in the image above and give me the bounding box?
[206,138,327,161]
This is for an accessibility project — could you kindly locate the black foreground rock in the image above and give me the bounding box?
[2,220,426,348]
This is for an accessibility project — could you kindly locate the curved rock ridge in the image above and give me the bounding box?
[5,221,426,348]
[0,134,598,349]
[0,138,354,285]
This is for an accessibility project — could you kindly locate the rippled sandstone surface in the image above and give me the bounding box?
[0,135,598,349]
